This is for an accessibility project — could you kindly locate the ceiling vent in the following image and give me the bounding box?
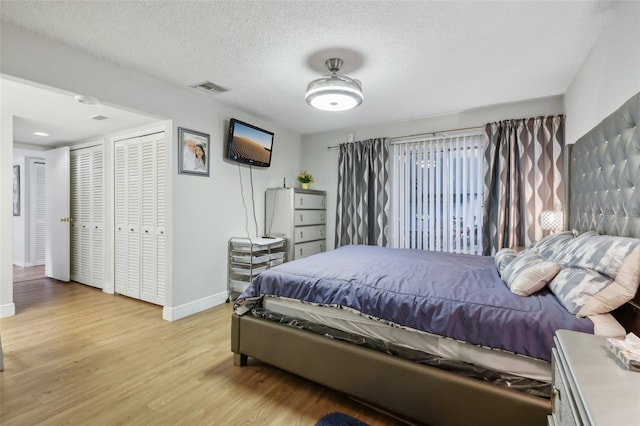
[90,115,108,121]
[190,81,230,94]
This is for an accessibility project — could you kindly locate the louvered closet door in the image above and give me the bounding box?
[70,146,104,288]
[114,143,128,295]
[126,140,141,299]
[155,136,166,305]
[90,149,104,285]
[78,151,92,284]
[33,162,46,265]
[114,132,166,305]
[70,154,81,279]
[138,134,167,305]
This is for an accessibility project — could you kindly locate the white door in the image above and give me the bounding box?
[45,146,70,281]
[31,160,46,265]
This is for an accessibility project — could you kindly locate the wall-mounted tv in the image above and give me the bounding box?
[226,118,274,167]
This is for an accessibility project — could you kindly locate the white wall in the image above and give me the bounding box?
[1,23,302,318]
[564,1,640,144]
[1,114,16,316]
[301,96,564,251]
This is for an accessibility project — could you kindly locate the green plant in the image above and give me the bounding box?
[297,170,315,184]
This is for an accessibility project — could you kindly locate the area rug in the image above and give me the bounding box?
[316,412,369,426]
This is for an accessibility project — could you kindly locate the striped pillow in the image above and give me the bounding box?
[502,250,561,297]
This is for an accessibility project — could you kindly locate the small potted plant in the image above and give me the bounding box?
[297,170,315,189]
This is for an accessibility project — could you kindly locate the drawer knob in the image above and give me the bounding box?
[300,231,303,239]
[551,387,560,412]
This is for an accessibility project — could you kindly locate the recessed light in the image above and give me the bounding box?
[74,95,99,105]
[34,132,49,137]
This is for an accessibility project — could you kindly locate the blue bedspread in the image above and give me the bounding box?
[236,245,594,361]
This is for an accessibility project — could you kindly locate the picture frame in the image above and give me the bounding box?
[13,165,20,216]
[178,127,210,176]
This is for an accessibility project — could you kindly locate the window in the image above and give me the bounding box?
[389,133,484,255]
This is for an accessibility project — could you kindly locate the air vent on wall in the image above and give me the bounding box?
[190,81,230,94]
[90,115,108,121]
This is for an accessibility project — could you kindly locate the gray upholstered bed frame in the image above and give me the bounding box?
[231,92,640,425]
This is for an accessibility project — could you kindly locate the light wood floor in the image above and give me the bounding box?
[0,276,406,425]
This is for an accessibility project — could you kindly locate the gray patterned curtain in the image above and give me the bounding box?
[336,138,390,247]
[482,116,565,255]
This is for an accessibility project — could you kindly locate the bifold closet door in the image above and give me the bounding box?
[114,132,166,305]
[32,161,46,266]
[70,146,104,288]
[140,135,166,305]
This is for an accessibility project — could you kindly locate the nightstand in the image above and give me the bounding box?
[549,330,640,426]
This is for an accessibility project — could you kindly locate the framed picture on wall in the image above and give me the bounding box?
[13,165,20,216]
[178,127,210,177]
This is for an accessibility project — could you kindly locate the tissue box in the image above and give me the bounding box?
[606,335,640,372]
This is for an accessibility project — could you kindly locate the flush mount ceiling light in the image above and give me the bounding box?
[74,94,99,105]
[305,58,363,112]
[34,132,49,137]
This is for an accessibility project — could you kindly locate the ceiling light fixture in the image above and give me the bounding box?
[305,58,363,112]
[74,94,99,105]
[34,132,49,137]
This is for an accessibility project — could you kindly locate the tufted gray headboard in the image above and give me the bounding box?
[569,92,640,238]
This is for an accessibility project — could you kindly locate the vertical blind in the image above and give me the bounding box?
[389,134,484,255]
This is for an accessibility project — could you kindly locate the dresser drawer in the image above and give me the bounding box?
[295,225,325,243]
[295,193,325,209]
[294,240,325,259]
[295,210,325,226]
[551,348,580,426]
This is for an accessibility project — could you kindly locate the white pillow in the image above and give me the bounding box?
[577,245,640,317]
[502,250,561,297]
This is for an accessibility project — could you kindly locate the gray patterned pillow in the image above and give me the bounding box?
[531,230,576,262]
[502,250,561,296]
[555,233,640,280]
[549,245,640,317]
[548,268,613,315]
[495,248,518,276]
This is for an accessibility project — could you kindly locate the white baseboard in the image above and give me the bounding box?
[162,291,227,322]
[0,303,16,318]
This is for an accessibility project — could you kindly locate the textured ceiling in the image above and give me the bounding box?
[1,1,619,137]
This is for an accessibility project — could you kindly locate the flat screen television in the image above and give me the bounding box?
[226,118,274,167]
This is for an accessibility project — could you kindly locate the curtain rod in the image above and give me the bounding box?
[326,124,484,150]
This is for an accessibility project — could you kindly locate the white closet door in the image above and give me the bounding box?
[114,143,128,295]
[155,136,166,305]
[70,146,104,288]
[140,136,156,303]
[114,132,165,306]
[91,149,104,286]
[32,161,46,266]
[78,151,92,284]
[126,141,141,299]
[70,153,81,280]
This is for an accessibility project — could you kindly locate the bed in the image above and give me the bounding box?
[231,92,640,425]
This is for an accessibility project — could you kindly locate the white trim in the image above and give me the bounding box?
[161,291,227,322]
[0,303,16,318]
